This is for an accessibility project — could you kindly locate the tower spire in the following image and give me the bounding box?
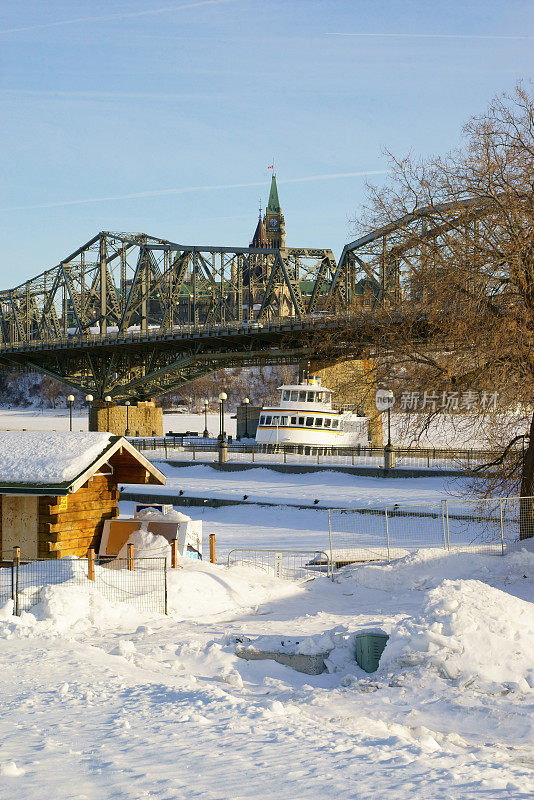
[267,174,280,214]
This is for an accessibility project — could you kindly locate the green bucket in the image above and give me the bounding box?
[355,632,389,673]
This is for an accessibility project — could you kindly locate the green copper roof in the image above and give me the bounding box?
[267,174,280,213]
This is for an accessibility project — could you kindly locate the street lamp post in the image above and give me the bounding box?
[125,400,131,436]
[104,395,112,432]
[381,389,395,470]
[218,392,227,463]
[85,394,93,431]
[203,399,209,438]
[243,397,250,438]
[67,394,75,432]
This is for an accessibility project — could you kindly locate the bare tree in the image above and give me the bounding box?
[349,83,534,511]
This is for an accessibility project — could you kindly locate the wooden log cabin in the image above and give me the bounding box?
[0,432,165,559]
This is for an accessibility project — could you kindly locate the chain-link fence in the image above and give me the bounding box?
[328,496,534,565]
[227,549,333,581]
[0,553,167,615]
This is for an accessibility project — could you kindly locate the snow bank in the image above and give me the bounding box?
[380,579,534,693]
[167,558,303,620]
[342,548,534,592]
[0,580,142,637]
[135,507,192,523]
[0,556,303,636]
[0,431,113,483]
[117,526,172,564]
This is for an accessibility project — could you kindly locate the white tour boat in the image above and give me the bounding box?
[255,375,369,453]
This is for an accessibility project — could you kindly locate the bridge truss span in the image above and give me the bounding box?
[0,232,353,398]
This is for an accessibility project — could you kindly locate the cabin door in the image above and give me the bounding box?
[2,496,39,560]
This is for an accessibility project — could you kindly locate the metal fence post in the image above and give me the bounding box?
[164,563,168,615]
[499,499,505,555]
[165,439,168,459]
[445,500,450,550]
[327,510,334,578]
[192,445,196,461]
[441,501,447,550]
[384,509,390,563]
[13,546,20,616]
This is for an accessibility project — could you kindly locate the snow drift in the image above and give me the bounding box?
[380,578,534,693]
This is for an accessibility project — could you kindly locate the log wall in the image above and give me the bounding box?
[38,474,119,559]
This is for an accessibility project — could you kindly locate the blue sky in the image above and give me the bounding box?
[1,0,533,283]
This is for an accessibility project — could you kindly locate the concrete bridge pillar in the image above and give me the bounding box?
[89,400,163,437]
[306,358,383,448]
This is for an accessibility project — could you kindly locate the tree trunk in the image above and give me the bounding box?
[519,411,534,539]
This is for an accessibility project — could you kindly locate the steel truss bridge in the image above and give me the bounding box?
[0,197,494,399]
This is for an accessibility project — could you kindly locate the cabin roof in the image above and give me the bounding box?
[0,432,166,495]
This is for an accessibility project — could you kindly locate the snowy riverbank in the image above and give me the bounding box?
[0,550,532,798]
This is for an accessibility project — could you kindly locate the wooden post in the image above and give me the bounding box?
[171,539,178,569]
[209,533,216,563]
[87,548,95,581]
[127,542,134,571]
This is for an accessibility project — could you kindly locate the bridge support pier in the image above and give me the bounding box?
[89,400,163,437]
[305,358,383,448]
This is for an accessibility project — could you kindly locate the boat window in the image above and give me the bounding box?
[298,417,305,425]
[332,419,339,428]
[282,390,290,401]
[290,391,299,401]
[306,417,314,426]
[316,392,323,402]
[315,418,323,427]
[307,392,315,402]
[324,418,331,428]
[299,391,307,401]
[259,415,265,425]
[291,416,297,425]
[280,416,288,426]
[265,416,272,425]
[272,416,279,425]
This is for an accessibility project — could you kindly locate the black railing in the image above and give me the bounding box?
[131,436,507,468]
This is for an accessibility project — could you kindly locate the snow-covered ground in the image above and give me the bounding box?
[126,462,453,509]
[0,550,532,799]
[0,409,533,797]
[120,466,456,561]
[0,408,237,436]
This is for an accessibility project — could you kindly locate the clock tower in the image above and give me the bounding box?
[263,174,286,248]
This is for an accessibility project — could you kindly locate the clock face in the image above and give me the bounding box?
[268,217,279,230]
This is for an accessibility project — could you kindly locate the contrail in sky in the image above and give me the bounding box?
[2,171,389,212]
[0,0,237,35]
[326,32,534,40]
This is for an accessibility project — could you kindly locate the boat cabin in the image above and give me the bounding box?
[256,376,368,453]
